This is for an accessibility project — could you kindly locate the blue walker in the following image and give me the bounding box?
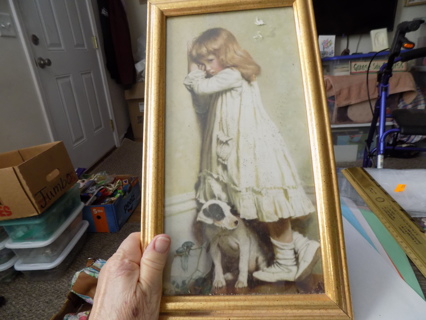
[363,19,426,168]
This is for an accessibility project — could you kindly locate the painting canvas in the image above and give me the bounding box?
[164,7,321,296]
[142,0,352,318]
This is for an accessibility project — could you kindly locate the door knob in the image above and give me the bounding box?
[36,57,52,69]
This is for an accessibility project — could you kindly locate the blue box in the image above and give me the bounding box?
[82,177,140,232]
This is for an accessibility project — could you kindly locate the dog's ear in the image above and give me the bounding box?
[196,207,214,224]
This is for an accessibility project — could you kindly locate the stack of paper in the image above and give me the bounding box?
[341,196,426,319]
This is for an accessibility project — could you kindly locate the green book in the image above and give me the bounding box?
[360,208,425,300]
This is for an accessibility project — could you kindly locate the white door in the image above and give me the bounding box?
[16,0,116,169]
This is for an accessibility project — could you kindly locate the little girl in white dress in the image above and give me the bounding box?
[184,28,320,284]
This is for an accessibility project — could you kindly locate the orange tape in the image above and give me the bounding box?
[394,184,406,192]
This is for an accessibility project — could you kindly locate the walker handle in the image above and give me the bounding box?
[383,19,424,77]
[399,47,426,62]
[389,19,424,57]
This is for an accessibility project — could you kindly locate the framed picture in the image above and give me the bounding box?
[405,0,426,6]
[142,0,353,318]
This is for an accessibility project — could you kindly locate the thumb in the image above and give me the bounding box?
[140,234,171,289]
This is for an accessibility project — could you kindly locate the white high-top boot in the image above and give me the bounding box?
[252,238,297,282]
[293,231,321,281]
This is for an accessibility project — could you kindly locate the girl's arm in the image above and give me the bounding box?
[184,68,242,95]
[184,71,211,114]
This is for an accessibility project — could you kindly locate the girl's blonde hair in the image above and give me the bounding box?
[189,28,260,82]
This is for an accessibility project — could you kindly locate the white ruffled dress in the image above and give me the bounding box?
[184,68,315,222]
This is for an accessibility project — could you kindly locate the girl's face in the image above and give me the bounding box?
[198,54,224,76]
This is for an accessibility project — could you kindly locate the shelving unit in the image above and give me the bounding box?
[322,51,404,163]
[323,52,425,163]
[322,51,394,76]
[330,122,393,129]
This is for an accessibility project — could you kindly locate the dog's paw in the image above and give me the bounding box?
[235,279,248,288]
[213,279,226,288]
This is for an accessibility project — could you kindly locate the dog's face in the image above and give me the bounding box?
[197,200,239,230]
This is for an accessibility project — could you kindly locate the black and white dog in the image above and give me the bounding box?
[196,199,267,289]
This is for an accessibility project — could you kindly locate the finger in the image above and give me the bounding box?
[140,234,171,290]
[113,232,142,265]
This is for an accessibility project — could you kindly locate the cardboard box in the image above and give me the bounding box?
[125,82,144,141]
[0,142,78,221]
[82,177,141,232]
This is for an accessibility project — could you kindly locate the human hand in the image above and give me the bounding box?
[89,232,171,320]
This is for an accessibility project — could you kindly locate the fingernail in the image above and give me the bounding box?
[154,236,170,253]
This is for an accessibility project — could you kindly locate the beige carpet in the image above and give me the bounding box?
[90,138,143,180]
[0,138,142,320]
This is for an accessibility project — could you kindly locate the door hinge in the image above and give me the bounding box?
[92,36,98,49]
[110,119,115,131]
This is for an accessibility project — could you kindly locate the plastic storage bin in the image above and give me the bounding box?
[0,227,8,242]
[6,203,84,264]
[14,220,89,281]
[0,184,82,242]
[331,122,393,163]
[332,125,369,162]
[0,255,19,283]
[0,237,15,265]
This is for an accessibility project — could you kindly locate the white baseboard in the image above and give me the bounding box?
[165,192,197,217]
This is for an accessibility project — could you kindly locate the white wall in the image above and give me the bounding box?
[0,0,130,155]
[0,0,51,153]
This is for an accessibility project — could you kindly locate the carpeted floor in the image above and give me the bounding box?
[1,137,425,319]
[0,138,143,320]
[90,138,143,180]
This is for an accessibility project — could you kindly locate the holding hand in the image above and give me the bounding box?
[90,233,171,320]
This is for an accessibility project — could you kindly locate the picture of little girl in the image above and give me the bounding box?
[183,27,321,285]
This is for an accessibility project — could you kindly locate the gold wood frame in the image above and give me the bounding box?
[142,0,352,318]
